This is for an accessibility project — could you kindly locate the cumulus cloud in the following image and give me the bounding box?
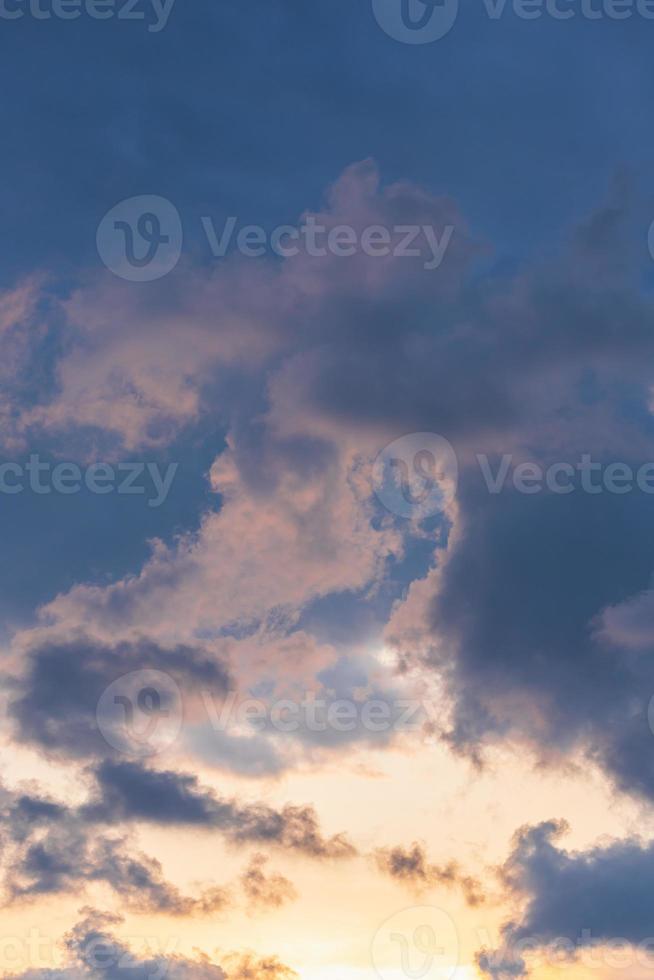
[20,264,287,454]
[8,637,231,760]
[0,163,469,791]
[28,435,401,647]
[408,474,654,798]
[5,160,473,458]
[12,163,654,809]
[476,820,654,978]
[345,180,654,806]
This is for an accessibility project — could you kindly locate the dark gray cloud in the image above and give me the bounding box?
[6,909,227,980]
[85,760,356,859]
[476,820,654,979]
[0,785,228,915]
[1,790,68,843]
[84,760,221,826]
[0,758,352,917]
[374,842,483,907]
[277,182,654,454]
[169,179,654,804]
[337,193,654,803]
[424,472,654,798]
[8,637,231,759]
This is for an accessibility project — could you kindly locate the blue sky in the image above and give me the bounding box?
[3,0,654,284]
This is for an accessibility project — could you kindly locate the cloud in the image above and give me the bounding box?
[15,165,654,808]
[239,854,296,912]
[8,637,230,760]
[0,163,470,790]
[219,953,297,980]
[409,472,654,798]
[0,783,229,915]
[6,165,654,962]
[5,908,227,980]
[349,180,654,805]
[0,760,352,917]
[0,277,60,453]
[374,842,483,906]
[85,760,356,859]
[30,433,401,646]
[19,265,286,454]
[6,161,474,458]
[476,820,654,978]
[5,909,299,980]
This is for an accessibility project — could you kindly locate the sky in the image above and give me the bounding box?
[3,2,654,979]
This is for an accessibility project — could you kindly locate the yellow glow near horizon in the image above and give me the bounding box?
[298,967,479,980]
